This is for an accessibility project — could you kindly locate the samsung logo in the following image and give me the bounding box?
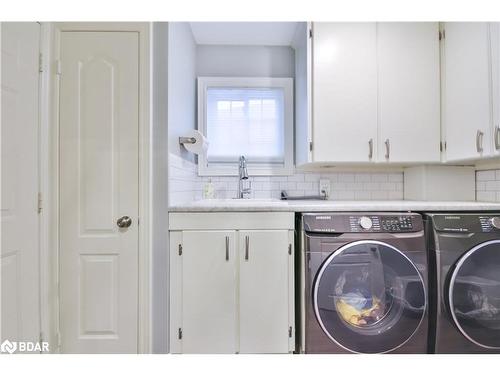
[315,216,332,220]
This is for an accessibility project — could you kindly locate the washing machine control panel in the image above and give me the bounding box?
[431,214,500,233]
[348,215,415,232]
[479,216,500,232]
[380,216,414,231]
[349,215,381,232]
[303,213,422,233]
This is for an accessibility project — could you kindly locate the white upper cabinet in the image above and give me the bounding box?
[292,22,313,166]
[312,23,378,163]
[378,22,441,163]
[442,22,492,161]
[295,22,441,166]
[490,23,500,156]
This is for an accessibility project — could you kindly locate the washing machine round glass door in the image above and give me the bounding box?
[448,239,500,349]
[313,240,426,353]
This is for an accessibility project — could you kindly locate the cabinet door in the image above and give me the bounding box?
[239,230,292,353]
[312,23,378,162]
[378,22,441,163]
[490,23,500,155]
[181,231,237,353]
[293,22,313,166]
[443,22,492,161]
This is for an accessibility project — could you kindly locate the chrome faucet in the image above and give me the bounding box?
[238,156,251,199]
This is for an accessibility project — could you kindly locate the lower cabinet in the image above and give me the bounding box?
[169,212,295,354]
[239,230,292,353]
[181,230,237,353]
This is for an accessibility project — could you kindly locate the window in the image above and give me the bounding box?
[198,77,293,176]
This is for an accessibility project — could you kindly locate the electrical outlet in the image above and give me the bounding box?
[319,179,331,199]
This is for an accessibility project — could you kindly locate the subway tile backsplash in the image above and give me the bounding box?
[169,155,500,205]
[169,153,199,205]
[476,169,500,202]
[169,153,404,205]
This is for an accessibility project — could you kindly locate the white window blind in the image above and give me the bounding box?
[206,87,285,164]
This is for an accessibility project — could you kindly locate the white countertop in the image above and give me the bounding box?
[169,199,500,212]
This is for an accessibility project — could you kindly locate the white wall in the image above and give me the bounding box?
[196,45,295,77]
[168,22,197,163]
[152,22,169,353]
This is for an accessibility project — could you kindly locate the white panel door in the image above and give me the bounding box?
[378,22,441,163]
[239,230,291,353]
[443,22,492,161]
[181,231,237,353]
[312,23,378,162]
[59,31,139,353]
[0,22,41,346]
[490,23,500,155]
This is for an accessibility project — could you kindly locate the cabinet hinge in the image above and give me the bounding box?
[178,244,183,256]
[55,60,62,76]
[178,328,183,340]
[309,141,313,152]
[56,332,62,349]
[39,53,43,73]
[440,141,448,152]
[37,192,42,214]
[288,243,292,255]
[288,326,293,338]
[439,29,445,41]
[38,332,44,352]
[309,28,313,38]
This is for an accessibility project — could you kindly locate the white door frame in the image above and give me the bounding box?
[40,22,152,353]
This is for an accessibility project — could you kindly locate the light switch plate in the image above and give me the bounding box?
[319,179,331,199]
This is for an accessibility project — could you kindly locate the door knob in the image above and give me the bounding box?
[116,216,132,228]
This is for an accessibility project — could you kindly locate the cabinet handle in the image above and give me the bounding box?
[225,236,229,261]
[384,139,390,160]
[495,126,500,150]
[476,130,484,153]
[368,138,373,160]
[245,235,249,261]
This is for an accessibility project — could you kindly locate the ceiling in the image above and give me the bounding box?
[189,22,300,46]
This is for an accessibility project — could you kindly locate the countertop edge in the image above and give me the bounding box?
[168,200,500,213]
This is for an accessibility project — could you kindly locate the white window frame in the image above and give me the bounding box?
[197,76,294,176]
